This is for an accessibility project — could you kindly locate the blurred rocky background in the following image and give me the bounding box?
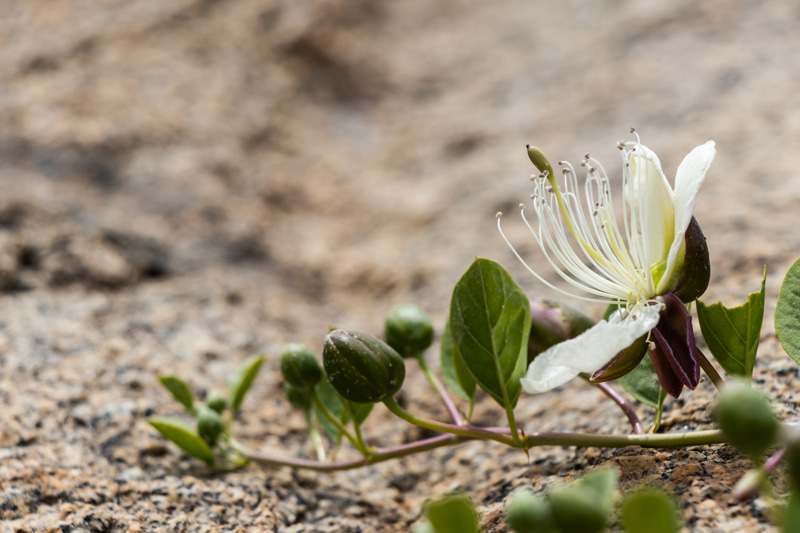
[2,0,800,531]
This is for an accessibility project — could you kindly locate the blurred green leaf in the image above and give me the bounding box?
[440,320,475,402]
[618,354,662,408]
[449,258,530,409]
[776,258,800,367]
[314,376,345,441]
[148,417,215,465]
[621,489,679,533]
[697,269,766,380]
[158,376,194,412]
[228,355,265,415]
[425,493,480,533]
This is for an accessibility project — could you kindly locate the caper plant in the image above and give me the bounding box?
[148,132,800,531]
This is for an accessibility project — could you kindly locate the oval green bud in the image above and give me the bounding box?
[284,383,312,411]
[205,391,228,413]
[505,487,557,533]
[323,329,405,403]
[196,405,225,445]
[280,343,323,390]
[548,487,608,533]
[384,304,434,358]
[527,145,555,179]
[716,381,779,459]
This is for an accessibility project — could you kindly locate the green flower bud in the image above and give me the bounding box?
[716,381,779,460]
[505,487,557,533]
[323,329,405,403]
[280,343,323,391]
[284,383,312,411]
[384,304,434,358]
[548,487,608,533]
[528,299,595,364]
[672,217,711,303]
[196,405,225,445]
[205,391,228,413]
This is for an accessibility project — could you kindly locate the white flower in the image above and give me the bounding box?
[498,132,715,393]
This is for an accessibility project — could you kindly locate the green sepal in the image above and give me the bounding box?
[148,417,215,465]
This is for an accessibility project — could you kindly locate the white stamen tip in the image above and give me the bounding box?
[496,211,502,218]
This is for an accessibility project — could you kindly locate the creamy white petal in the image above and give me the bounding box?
[627,146,675,271]
[520,304,661,394]
[664,141,716,280]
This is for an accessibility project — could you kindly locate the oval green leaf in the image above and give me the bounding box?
[148,417,215,465]
[697,268,766,380]
[228,355,265,415]
[425,494,480,533]
[440,320,476,402]
[158,376,194,412]
[617,354,662,408]
[449,258,530,409]
[776,257,800,365]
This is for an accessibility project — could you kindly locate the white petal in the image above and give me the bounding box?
[664,141,716,279]
[627,145,675,270]
[520,304,661,394]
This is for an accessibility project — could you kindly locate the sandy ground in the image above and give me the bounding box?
[2,0,800,531]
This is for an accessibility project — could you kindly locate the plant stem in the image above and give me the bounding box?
[304,409,327,461]
[586,378,643,435]
[311,394,368,456]
[697,349,725,391]
[343,400,369,454]
[520,428,723,448]
[415,353,464,425]
[223,427,726,472]
[382,396,517,446]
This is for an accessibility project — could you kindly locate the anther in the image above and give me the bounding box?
[630,126,636,133]
[648,341,656,351]
[617,141,625,150]
[496,212,503,218]
[519,203,526,210]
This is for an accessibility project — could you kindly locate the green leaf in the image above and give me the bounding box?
[776,257,800,366]
[349,400,374,426]
[425,494,480,533]
[314,376,345,441]
[158,376,194,412]
[228,355,265,415]
[621,489,680,533]
[440,320,476,402]
[449,258,530,409]
[617,354,662,408]
[148,417,215,465]
[549,467,618,533]
[697,269,766,380]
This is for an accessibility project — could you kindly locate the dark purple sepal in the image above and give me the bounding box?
[590,333,648,382]
[673,217,711,303]
[648,292,701,398]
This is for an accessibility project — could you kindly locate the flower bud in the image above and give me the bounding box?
[528,299,595,364]
[733,468,769,502]
[716,381,779,460]
[323,329,405,403]
[284,383,313,411]
[384,304,434,358]
[196,405,225,445]
[280,343,323,391]
[548,487,608,533]
[672,217,711,303]
[505,487,557,533]
[205,391,228,413]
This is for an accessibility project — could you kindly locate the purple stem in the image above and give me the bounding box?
[586,378,644,434]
